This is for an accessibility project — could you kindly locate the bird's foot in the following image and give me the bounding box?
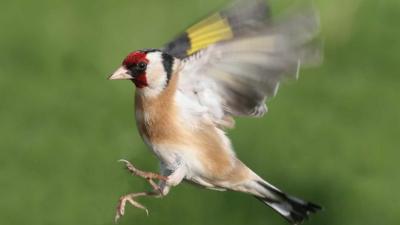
[115,191,156,223]
[115,160,168,223]
[118,159,167,194]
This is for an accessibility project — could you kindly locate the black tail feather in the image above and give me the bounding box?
[255,181,322,224]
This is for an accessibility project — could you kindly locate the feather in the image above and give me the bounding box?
[163,0,270,58]
[174,1,320,127]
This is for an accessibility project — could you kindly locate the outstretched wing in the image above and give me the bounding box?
[163,0,270,59]
[166,0,321,128]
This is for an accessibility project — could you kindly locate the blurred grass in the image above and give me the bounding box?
[0,0,399,225]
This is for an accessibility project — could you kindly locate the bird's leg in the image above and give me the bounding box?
[118,159,168,193]
[115,159,187,223]
[115,159,169,223]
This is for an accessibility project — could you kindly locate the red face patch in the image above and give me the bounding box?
[122,51,149,67]
[134,74,148,88]
[122,51,149,88]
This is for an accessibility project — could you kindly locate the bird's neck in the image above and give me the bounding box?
[134,72,183,152]
[134,70,179,109]
[134,71,180,136]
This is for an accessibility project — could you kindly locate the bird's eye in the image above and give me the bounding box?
[137,62,147,71]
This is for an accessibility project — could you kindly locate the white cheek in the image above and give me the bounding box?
[138,53,167,98]
[146,64,167,89]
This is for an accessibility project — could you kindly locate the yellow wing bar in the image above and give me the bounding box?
[163,0,269,58]
[186,13,234,55]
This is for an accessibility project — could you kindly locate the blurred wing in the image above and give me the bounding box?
[175,1,321,128]
[163,0,270,59]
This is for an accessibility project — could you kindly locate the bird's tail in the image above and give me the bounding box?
[252,180,321,224]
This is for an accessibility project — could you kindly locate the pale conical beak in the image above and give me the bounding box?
[108,66,132,80]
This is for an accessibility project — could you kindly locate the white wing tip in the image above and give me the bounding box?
[295,59,301,80]
[273,82,280,97]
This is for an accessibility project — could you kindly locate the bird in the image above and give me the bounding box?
[109,0,322,224]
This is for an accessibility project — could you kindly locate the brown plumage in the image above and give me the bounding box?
[109,0,322,224]
[135,70,245,182]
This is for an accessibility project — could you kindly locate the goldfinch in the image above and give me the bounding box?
[109,0,322,224]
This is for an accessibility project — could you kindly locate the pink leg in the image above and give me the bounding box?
[115,159,168,223]
[115,191,162,223]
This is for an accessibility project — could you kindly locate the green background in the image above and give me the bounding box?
[1,0,399,225]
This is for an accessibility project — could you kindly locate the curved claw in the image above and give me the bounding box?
[118,159,139,174]
[118,159,130,164]
[115,193,151,223]
[115,212,121,224]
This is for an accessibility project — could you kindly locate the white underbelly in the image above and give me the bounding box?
[147,142,208,178]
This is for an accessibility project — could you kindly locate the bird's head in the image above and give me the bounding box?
[109,49,177,96]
